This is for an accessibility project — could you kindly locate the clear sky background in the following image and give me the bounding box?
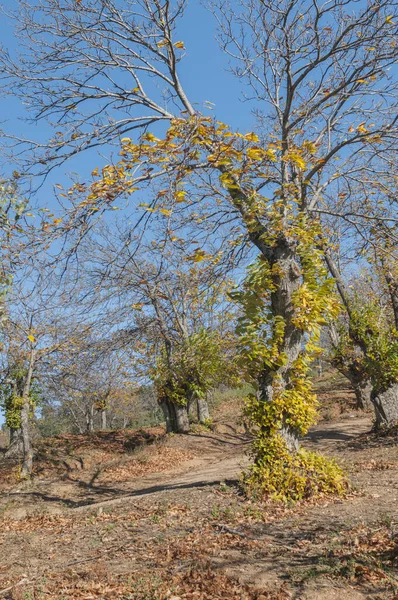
[0,0,257,208]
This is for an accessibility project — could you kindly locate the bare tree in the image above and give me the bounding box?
[75,226,238,432]
[0,0,195,180]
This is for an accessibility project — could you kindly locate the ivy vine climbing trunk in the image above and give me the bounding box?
[257,243,305,452]
[236,218,345,500]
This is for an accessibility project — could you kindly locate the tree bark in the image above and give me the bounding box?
[5,428,23,458]
[325,252,398,426]
[352,379,373,411]
[20,349,36,478]
[160,399,174,432]
[372,384,398,428]
[197,396,210,423]
[174,402,190,433]
[257,245,305,453]
[86,404,94,432]
[100,408,107,430]
[159,399,190,433]
[337,365,373,410]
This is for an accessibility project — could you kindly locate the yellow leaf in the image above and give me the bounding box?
[246,147,265,160]
[175,190,186,202]
[28,335,36,343]
[244,132,260,142]
[174,41,185,49]
[142,132,159,142]
[303,140,317,154]
[385,15,393,23]
[285,152,306,169]
[131,303,144,310]
[159,208,172,216]
[53,218,63,224]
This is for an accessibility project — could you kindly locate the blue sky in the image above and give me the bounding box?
[0,0,256,209]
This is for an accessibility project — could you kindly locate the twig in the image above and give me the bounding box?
[216,523,247,538]
[62,544,126,567]
[0,577,30,596]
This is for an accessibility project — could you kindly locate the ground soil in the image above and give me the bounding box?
[0,380,397,599]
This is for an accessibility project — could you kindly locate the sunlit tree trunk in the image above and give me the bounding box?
[160,399,190,433]
[5,427,23,458]
[351,378,373,411]
[85,404,94,433]
[20,349,36,478]
[197,396,210,424]
[257,245,305,452]
[100,408,107,430]
[372,385,398,427]
[325,252,398,426]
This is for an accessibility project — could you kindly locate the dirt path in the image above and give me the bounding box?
[1,414,397,599]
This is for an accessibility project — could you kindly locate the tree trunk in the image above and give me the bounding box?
[174,402,190,433]
[20,348,36,478]
[257,245,305,453]
[5,427,23,458]
[160,399,174,433]
[325,252,398,426]
[353,379,373,410]
[20,396,33,477]
[372,384,398,428]
[100,408,107,430]
[86,404,94,432]
[197,396,210,423]
[339,365,373,410]
[159,399,190,433]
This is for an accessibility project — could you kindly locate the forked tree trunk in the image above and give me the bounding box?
[257,245,305,453]
[338,365,373,410]
[372,384,398,428]
[159,399,190,433]
[325,252,398,429]
[353,380,373,410]
[197,396,210,423]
